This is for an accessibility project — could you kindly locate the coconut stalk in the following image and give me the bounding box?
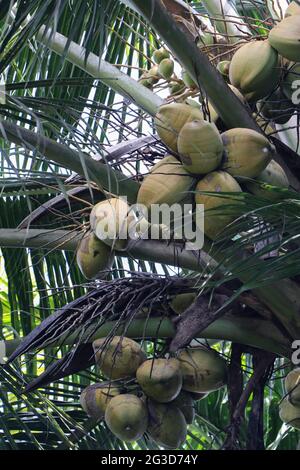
[36,26,162,117]
[0,120,139,203]
[0,315,290,362]
[201,0,251,40]
[0,227,299,339]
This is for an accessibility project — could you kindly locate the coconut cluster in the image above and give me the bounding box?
[279,368,300,430]
[148,99,288,240]
[80,335,228,448]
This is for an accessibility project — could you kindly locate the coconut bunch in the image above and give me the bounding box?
[279,368,300,430]
[139,101,288,240]
[80,336,228,448]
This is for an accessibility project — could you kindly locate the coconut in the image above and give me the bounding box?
[229,40,280,101]
[282,61,300,101]
[158,58,174,80]
[105,394,148,441]
[178,346,228,393]
[152,47,170,64]
[147,401,187,449]
[245,159,289,201]
[257,89,295,124]
[195,171,242,240]
[137,155,195,210]
[221,128,274,178]
[80,383,120,420]
[177,119,223,175]
[285,1,300,17]
[268,16,300,62]
[285,368,300,406]
[279,397,300,429]
[147,65,161,84]
[170,390,195,424]
[182,70,197,89]
[93,336,146,380]
[170,293,197,315]
[154,103,204,152]
[136,358,183,403]
[90,197,135,251]
[217,60,230,77]
[76,231,114,279]
[169,80,185,95]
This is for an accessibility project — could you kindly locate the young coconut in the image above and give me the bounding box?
[217,60,231,77]
[268,16,300,62]
[80,383,120,421]
[158,58,174,80]
[177,119,224,175]
[169,80,186,95]
[221,128,275,178]
[279,397,300,429]
[170,390,195,424]
[229,40,280,101]
[178,346,228,393]
[245,159,289,201]
[284,1,300,17]
[147,401,187,449]
[90,197,135,251]
[195,171,243,240]
[105,394,148,441]
[182,70,197,89]
[136,358,183,403]
[154,102,203,152]
[285,368,300,406]
[137,155,195,210]
[76,231,114,279]
[93,336,146,380]
[152,47,170,64]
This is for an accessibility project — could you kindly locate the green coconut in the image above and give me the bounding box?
[177,119,224,175]
[195,171,242,240]
[147,401,187,449]
[154,102,204,152]
[93,336,146,380]
[137,155,195,210]
[169,80,186,95]
[279,397,300,429]
[182,70,197,89]
[105,394,148,441]
[221,128,274,178]
[178,346,228,393]
[80,383,120,420]
[76,231,114,279]
[217,60,231,77]
[285,1,300,17]
[245,159,289,201]
[268,15,300,62]
[229,40,280,101]
[170,390,195,424]
[136,358,183,403]
[152,47,170,64]
[285,368,300,406]
[170,293,197,315]
[90,197,135,251]
[158,58,174,80]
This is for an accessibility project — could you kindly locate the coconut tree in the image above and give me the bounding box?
[0,0,299,450]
